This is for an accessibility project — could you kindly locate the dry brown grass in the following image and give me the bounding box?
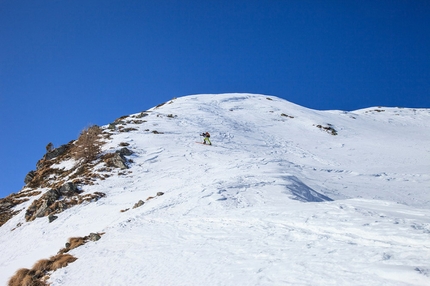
[68,237,85,250]
[58,232,105,254]
[27,141,75,189]
[8,254,78,286]
[50,254,77,270]
[14,190,42,199]
[71,125,103,163]
[20,273,46,286]
[8,232,104,285]
[8,268,30,286]
[32,259,53,274]
[27,163,68,189]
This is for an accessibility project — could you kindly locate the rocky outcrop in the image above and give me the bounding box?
[26,188,61,220]
[35,141,74,171]
[0,200,22,227]
[24,171,36,184]
[59,182,80,196]
[8,232,104,285]
[44,144,69,160]
[32,189,61,218]
[117,147,133,156]
[315,124,338,136]
[133,200,144,209]
[103,151,130,169]
[89,232,101,241]
[111,153,128,169]
[24,182,99,222]
[48,214,58,223]
[0,190,42,227]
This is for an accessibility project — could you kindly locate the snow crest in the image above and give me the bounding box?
[1,94,429,285]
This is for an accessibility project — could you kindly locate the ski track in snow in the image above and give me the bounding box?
[1,94,430,285]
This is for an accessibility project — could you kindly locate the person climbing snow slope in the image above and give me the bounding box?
[201,132,211,145]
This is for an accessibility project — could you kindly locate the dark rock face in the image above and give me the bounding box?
[25,182,81,221]
[33,189,61,218]
[24,171,36,184]
[41,189,61,205]
[45,144,68,160]
[59,182,80,196]
[36,141,73,170]
[116,147,133,156]
[48,214,58,223]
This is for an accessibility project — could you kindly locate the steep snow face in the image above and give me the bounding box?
[115,93,429,207]
[1,94,429,285]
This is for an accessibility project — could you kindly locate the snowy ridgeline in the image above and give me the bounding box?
[1,94,429,285]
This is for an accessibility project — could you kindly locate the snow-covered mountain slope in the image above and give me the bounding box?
[1,94,429,285]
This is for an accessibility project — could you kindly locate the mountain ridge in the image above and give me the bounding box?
[1,93,429,285]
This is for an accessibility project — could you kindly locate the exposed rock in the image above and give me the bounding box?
[315,124,338,136]
[24,171,36,184]
[59,182,79,196]
[35,141,73,170]
[35,200,49,218]
[118,127,138,132]
[116,147,133,156]
[42,189,61,204]
[135,112,149,118]
[156,192,164,196]
[36,159,45,170]
[46,142,54,152]
[105,153,128,169]
[51,201,67,213]
[48,214,58,223]
[133,200,144,209]
[0,196,24,227]
[89,233,101,241]
[26,189,60,220]
[45,144,68,160]
[0,201,13,209]
[281,113,294,118]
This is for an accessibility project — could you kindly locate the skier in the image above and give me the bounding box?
[201,132,212,145]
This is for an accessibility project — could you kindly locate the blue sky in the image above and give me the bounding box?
[1,0,429,198]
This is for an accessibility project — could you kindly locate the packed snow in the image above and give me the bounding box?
[1,94,429,285]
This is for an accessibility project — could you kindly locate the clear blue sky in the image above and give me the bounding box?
[1,0,429,198]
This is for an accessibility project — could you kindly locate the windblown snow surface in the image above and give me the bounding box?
[1,94,430,285]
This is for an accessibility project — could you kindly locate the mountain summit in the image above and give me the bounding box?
[1,94,429,285]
